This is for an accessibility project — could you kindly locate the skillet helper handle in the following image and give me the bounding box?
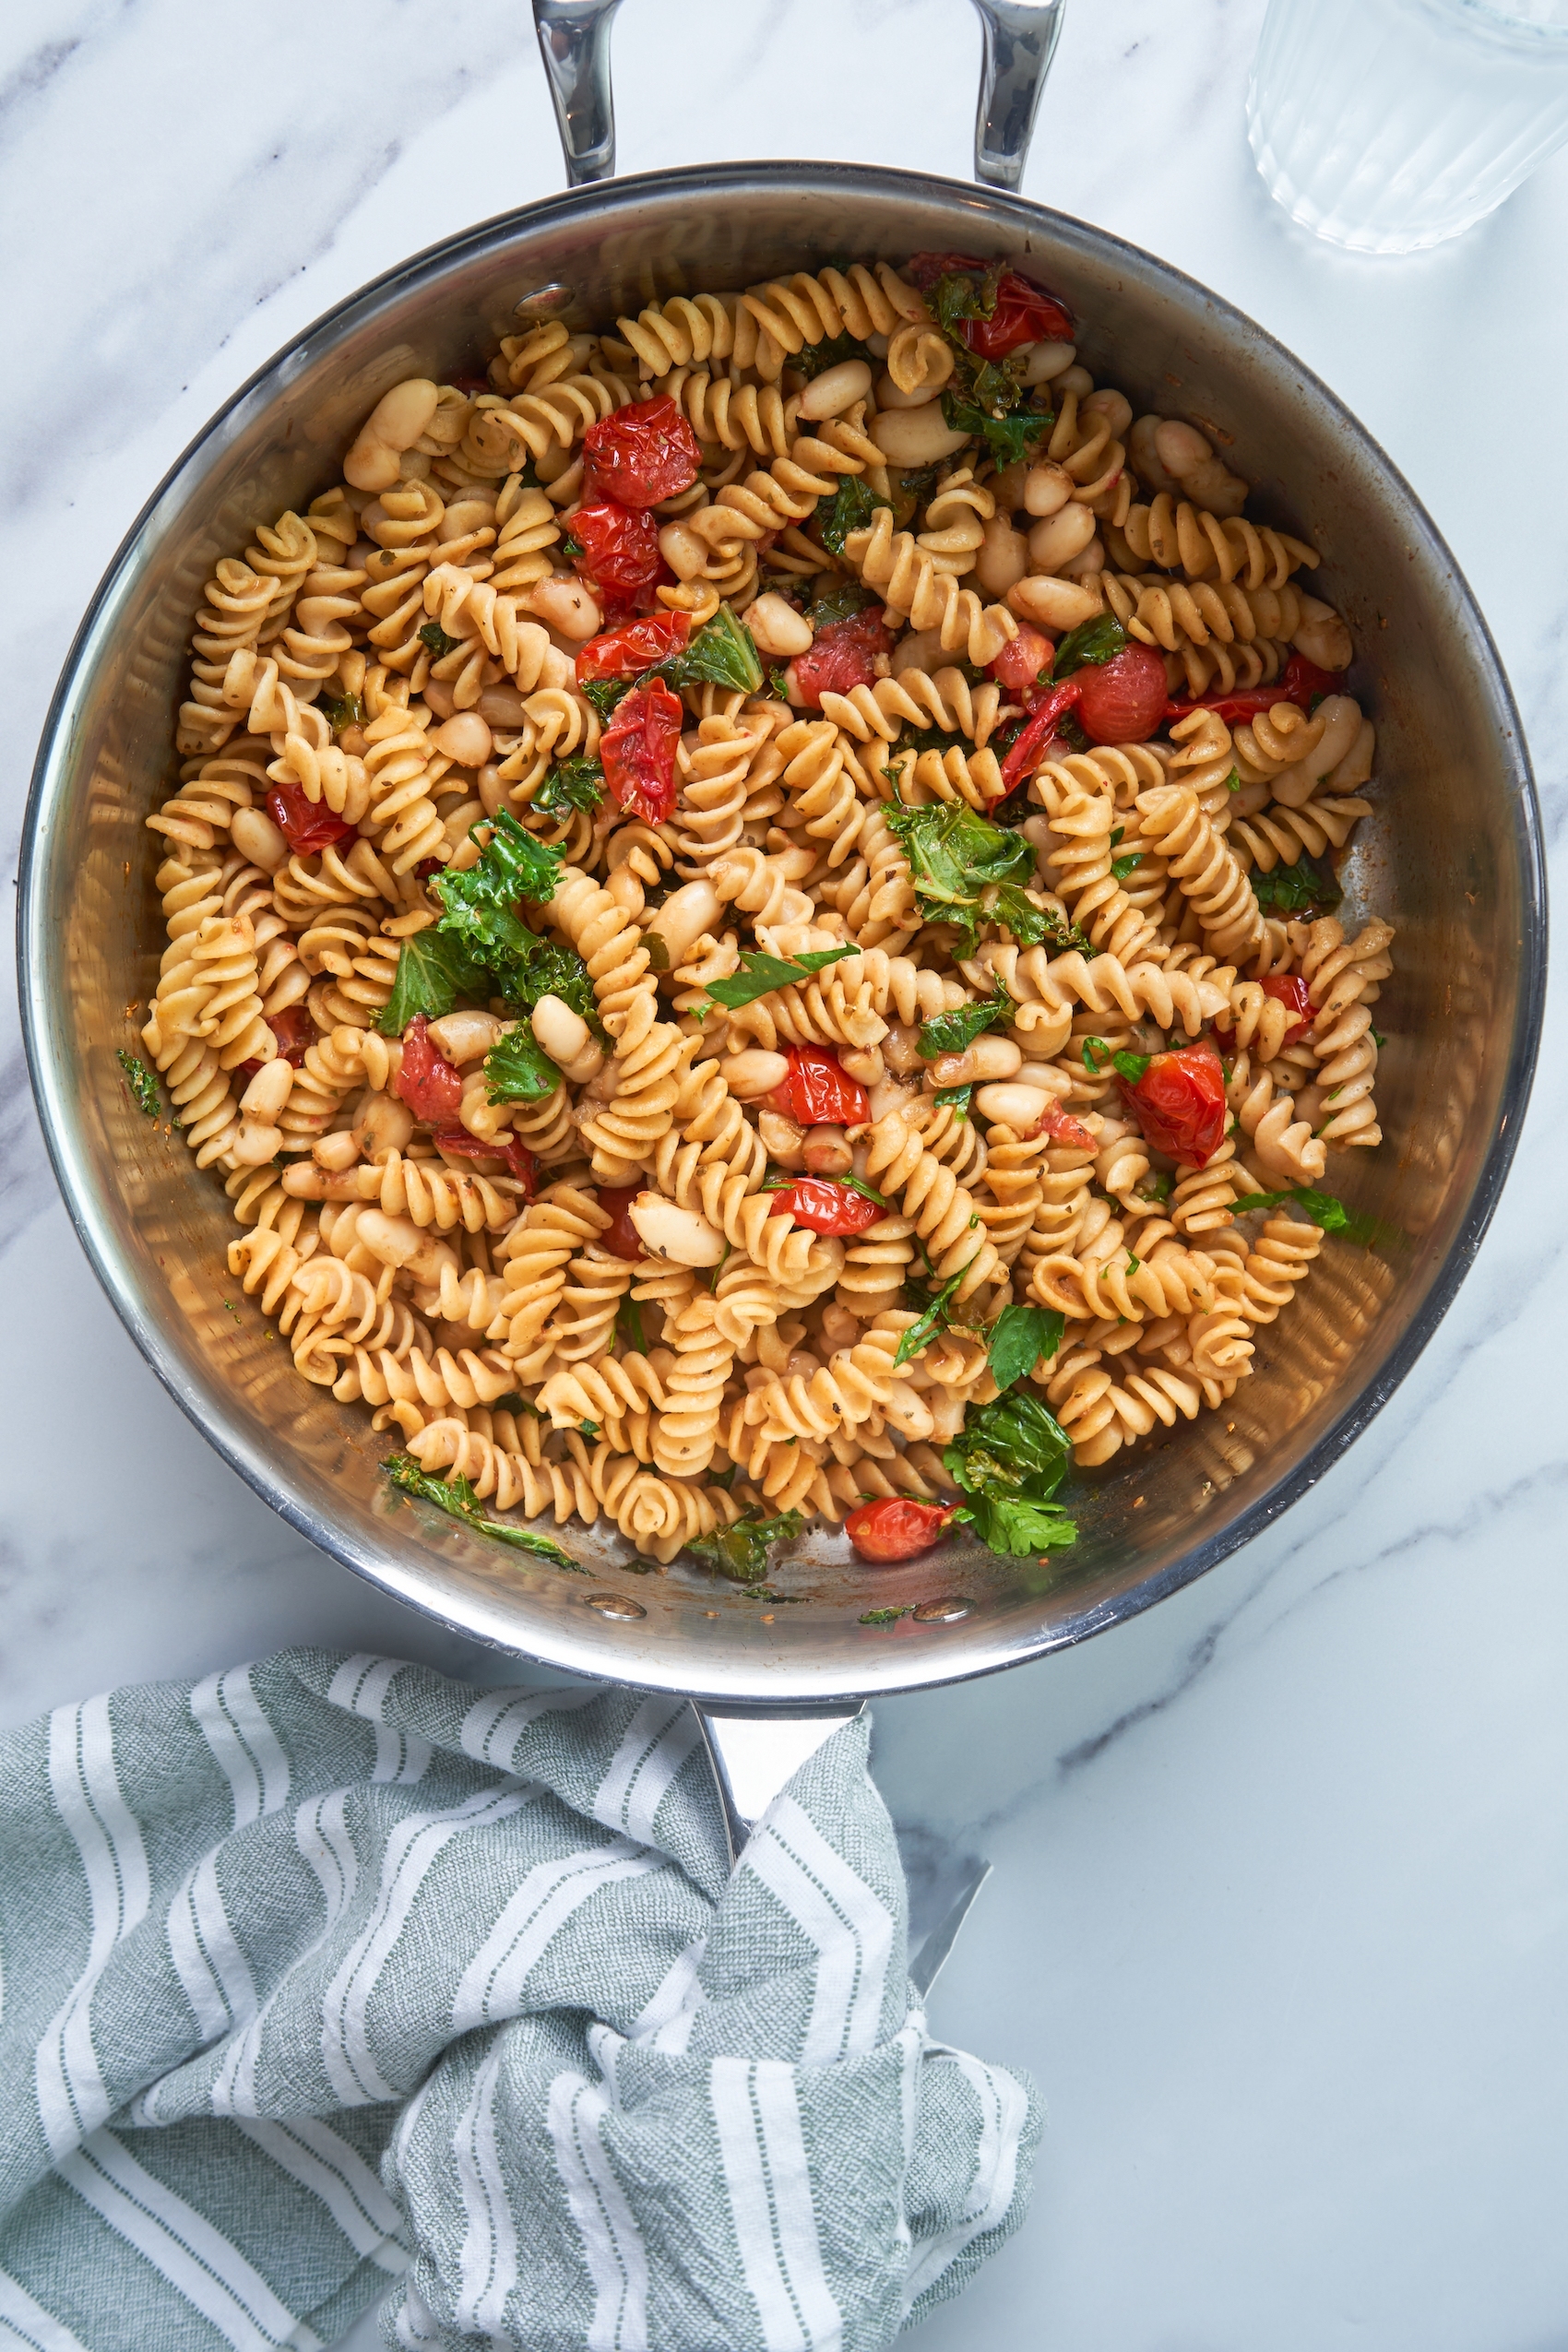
[695,1703,865,1870]
[533,0,625,184]
[969,0,1067,189]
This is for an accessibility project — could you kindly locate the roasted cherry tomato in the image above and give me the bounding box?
[988,624,1054,694]
[906,249,990,285]
[789,607,891,708]
[264,778,356,855]
[999,677,1085,790]
[1118,1043,1228,1168]
[1034,1098,1097,1151]
[769,1043,869,1128]
[962,270,1075,360]
[265,1006,315,1066]
[395,1013,464,1123]
[570,498,667,615]
[430,1125,538,1195]
[1215,974,1314,1052]
[1164,652,1347,726]
[846,1495,958,1562]
[581,396,701,509]
[1074,642,1169,744]
[601,676,683,825]
[576,610,690,683]
[597,1182,644,1262]
[766,1178,885,1236]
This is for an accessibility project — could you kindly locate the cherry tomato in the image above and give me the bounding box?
[846,1496,957,1562]
[1073,643,1169,744]
[581,396,701,509]
[576,611,691,683]
[988,624,1054,694]
[961,270,1075,360]
[999,678,1085,790]
[570,498,666,613]
[601,677,683,825]
[395,1013,464,1123]
[766,1179,885,1236]
[1214,973,1314,1052]
[597,1183,644,1262]
[1164,652,1348,726]
[1034,1099,1096,1151]
[789,607,892,708]
[264,779,356,855]
[905,250,990,286]
[1119,1043,1228,1167]
[266,1007,315,1066]
[769,1044,869,1128]
[430,1127,538,1195]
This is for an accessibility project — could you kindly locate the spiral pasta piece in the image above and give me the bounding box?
[844,506,1017,665]
[860,1108,1001,1299]
[1134,784,1264,966]
[1119,496,1319,588]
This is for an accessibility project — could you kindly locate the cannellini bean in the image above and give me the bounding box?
[343,378,439,492]
[313,1129,362,1171]
[230,806,289,873]
[802,1124,853,1177]
[240,1060,294,1118]
[1083,387,1133,437]
[646,878,722,968]
[1022,340,1075,385]
[1023,460,1075,517]
[974,1081,1055,1129]
[232,1119,283,1166]
[1271,695,1365,806]
[529,574,601,638]
[973,516,1029,600]
[758,1109,807,1169]
[1056,365,1094,398]
[629,1193,727,1267]
[742,592,814,659]
[658,521,710,581]
[872,406,971,467]
[873,371,943,412]
[721,1049,790,1102]
[432,711,493,768]
[989,459,1032,514]
[1153,418,1248,517]
[354,1092,414,1158]
[1063,535,1105,579]
[819,1301,861,1352]
[882,1021,924,1075]
[477,683,529,728]
[427,1009,502,1064]
[866,1075,919,1123]
[1154,420,1214,477]
[1028,504,1098,574]
[422,678,457,719]
[798,359,873,418]
[1292,596,1354,673]
[529,993,602,1084]
[354,1208,457,1284]
[838,1044,884,1087]
[928,1036,1023,1087]
[1016,1060,1073,1098]
[1008,575,1103,631]
[891,628,948,676]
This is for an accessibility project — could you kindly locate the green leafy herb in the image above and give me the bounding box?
[980,882,1091,956]
[917,986,1014,1061]
[963,1491,1078,1556]
[1111,852,1143,881]
[931,267,999,339]
[383,1453,580,1566]
[116,1051,161,1119]
[795,330,875,380]
[493,1392,539,1416]
[483,1023,562,1104]
[1109,826,1124,848]
[697,944,857,1016]
[687,1511,805,1583]
[897,462,943,503]
[884,802,1034,946]
[838,1173,888,1207]
[531,755,603,818]
[657,603,765,695]
[1226,768,1241,792]
[932,1083,974,1119]
[322,691,364,732]
[560,532,584,559]
[496,932,605,1040]
[767,664,794,703]
[894,1268,966,1367]
[1307,690,1326,715]
[708,1463,738,1491]
[804,576,875,631]
[1229,1184,1384,1245]
[377,929,491,1034]
[943,1388,1076,1558]
[1140,1171,1172,1204]
[434,814,564,979]
[859,1607,912,1627]
[1250,856,1342,914]
[1081,1037,1108,1073]
[1372,1028,1386,1049]
[616,1293,647,1356]
[417,621,463,662]
[986,1303,1065,1391]
[1056,709,1092,754]
[582,675,636,721]
[1111,1051,1150,1084]
[1050,613,1127,680]
[819,474,891,557]
[940,390,1049,469]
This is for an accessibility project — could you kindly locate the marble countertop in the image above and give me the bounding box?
[5,3,1567,2346]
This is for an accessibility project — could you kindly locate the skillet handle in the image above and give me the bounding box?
[969,0,1067,190]
[533,0,624,185]
[695,1703,865,1871]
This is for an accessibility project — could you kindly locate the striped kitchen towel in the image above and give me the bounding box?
[0,1650,1039,2351]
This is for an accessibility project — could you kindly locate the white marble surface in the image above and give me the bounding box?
[5,3,1568,2346]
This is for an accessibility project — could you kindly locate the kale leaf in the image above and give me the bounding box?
[985,1302,1065,1391]
[804,576,876,630]
[1050,612,1128,679]
[940,391,1050,469]
[918,986,1014,1061]
[377,929,492,1035]
[795,330,875,380]
[820,475,891,558]
[1250,856,1342,913]
[383,1453,580,1566]
[483,1023,563,1104]
[322,691,364,732]
[944,1387,1077,1559]
[687,1511,805,1583]
[696,944,858,1016]
[656,604,765,695]
[616,1293,647,1355]
[531,755,603,818]
[418,621,463,662]
[116,1051,161,1119]
[582,675,636,721]
[932,1082,974,1119]
[434,815,564,978]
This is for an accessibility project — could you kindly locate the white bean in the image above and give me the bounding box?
[872,407,971,467]
[1292,596,1354,672]
[354,1093,414,1158]
[355,1208,457,1284]
[1154,419,1214,478]
[231,806,289,873]
[720,1049,790,1101]
[529,574,601,639]
[629,1193,727,1266]
[1028,504,1098,574]
[342,379,438,492]
[240,1060,293,1118]
[422,678,457,719]
[742,593,814,659]
[529,994,601,1084]
[973,516,1029,600]
[1008,576,1103,631]
[432,711,493,768]
[798,360,873,418]
[757,1109,807,1168]
[927,1036,1023,1087]
[873,371,943,412]
[1021,340,1076,384]
[427,1009,502,1065]
[477,683,529,728]
[1083,387,1133,437]
[802,1124,853,1176]
[974,1081,1055,1129]
[646,878,721,968]
[313,1129,362,1171]
[1022,459,1075,517]
[658,521,710,581]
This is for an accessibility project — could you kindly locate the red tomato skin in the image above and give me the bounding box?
[1214,975,1314,1053]
[1119,1045,1228,1167]
[1164,652,1348,727]
[961,271,1075,360]
[846,1497,956,1562]
[597,1183,644,1261]
[1034,1099,1096,1151]
[766,1179,884,1236]
[776,1044,869,1128]
[265,779,356,855]
[601,678,683,824]
[576,612,690,683]
[581,396,701,509]
[789,608,891,708]
[999,678,1084,790]
[989,624,1054,693]
[1073,643,1170,745]
[430,1127,538,1194]
[266,1007,315,1066]
[570,499,666,613]
[395,1014,465,1123]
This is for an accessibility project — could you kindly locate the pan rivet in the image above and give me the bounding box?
[912,1597,975,1623]
[515,283,574,317]
[585,1591,646,1621]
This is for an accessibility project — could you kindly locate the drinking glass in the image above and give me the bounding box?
[1247,0,1568,254]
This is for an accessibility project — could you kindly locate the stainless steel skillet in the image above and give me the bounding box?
[17,0,1545,1843]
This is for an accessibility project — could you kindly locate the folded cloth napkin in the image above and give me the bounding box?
[0,1649,1038,2352]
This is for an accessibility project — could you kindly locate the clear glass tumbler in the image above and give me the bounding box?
[1247,0,1568,254]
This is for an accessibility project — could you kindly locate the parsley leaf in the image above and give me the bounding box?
[687,1511,805,1583]
[697,944,857,1016]
[1050,613,1127,679]
[1111,852,1143,881]
[986,1303,1065,1390]
[819,475,891,558]
[418,621,463,662]
[116,1051,161,1119]
[1229,1184,1385,1244]
[918,986,1014,1060]
[657,604,765,695]
[377,929,491,1035]
[383,1453,580,1565]
[483,1023,562,1104]
[1250,856,1342,913]
[531,755,603,818]
[1111,1051,1150,1083]
[895,1268,965,1367]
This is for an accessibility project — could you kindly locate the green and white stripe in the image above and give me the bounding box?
[0,1651,1038,2350]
